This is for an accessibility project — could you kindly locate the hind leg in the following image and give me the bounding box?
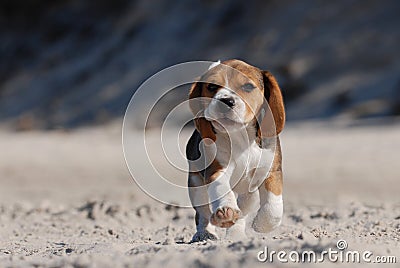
[188,172,218,242]
[252,171,283,233]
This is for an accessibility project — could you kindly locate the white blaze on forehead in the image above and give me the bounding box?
[208,60,221,70]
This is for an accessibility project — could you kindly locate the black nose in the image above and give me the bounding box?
[221,97,235,107]
[217,97,235,112]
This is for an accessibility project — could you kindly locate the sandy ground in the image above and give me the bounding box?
[0,120,399,267]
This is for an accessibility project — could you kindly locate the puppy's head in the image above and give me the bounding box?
[189,59,285,139]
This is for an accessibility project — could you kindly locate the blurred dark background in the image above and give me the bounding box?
[1,0,399,130]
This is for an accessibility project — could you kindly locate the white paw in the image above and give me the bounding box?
[253,193,283,233]
[210,206,241,228]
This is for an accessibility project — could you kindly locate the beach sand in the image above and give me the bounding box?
[0,121,399,267]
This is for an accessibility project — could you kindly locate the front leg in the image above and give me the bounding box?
[252,170,283,233]
[188,172,218,242]
[207,167,241,228]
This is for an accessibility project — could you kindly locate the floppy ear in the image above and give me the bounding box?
[189,82,216,141]
[188,81,203,116]
[258,71,285,138]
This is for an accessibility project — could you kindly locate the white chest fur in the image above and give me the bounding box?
[213,128,275,194]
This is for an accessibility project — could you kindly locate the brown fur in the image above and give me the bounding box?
[260,71,286,137]
[264,137,283,195]
[189,82,216,141]
[195,118,216,142]
[204,161,223,184]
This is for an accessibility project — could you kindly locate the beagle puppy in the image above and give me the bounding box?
[186,59,285,241]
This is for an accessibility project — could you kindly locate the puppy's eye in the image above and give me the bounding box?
[241,83,255,92]
[207,83,219,92]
